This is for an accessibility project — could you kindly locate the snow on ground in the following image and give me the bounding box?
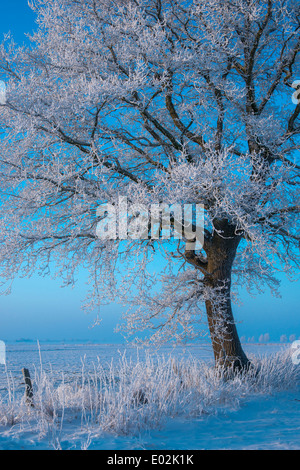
[0,342,299,450]
[143,392,300,450]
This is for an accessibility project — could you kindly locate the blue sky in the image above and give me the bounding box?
[0,0,299,344]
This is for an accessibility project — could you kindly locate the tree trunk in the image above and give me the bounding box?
[204,221,250,371]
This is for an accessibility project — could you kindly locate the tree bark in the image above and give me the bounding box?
[204,220,250,371]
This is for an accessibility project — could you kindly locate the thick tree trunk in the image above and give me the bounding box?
[204,222,250,371]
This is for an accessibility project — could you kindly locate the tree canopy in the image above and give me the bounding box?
[0,0,299,358]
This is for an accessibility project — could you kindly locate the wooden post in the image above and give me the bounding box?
[22,368,34,407]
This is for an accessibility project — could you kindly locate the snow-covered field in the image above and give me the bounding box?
[0,342,299,450]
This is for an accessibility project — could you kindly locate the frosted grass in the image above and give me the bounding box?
[0,347,299,448]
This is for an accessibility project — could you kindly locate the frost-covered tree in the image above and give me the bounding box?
[264,333,270,343]
[259,333,270,343]
[0,0,299,370]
